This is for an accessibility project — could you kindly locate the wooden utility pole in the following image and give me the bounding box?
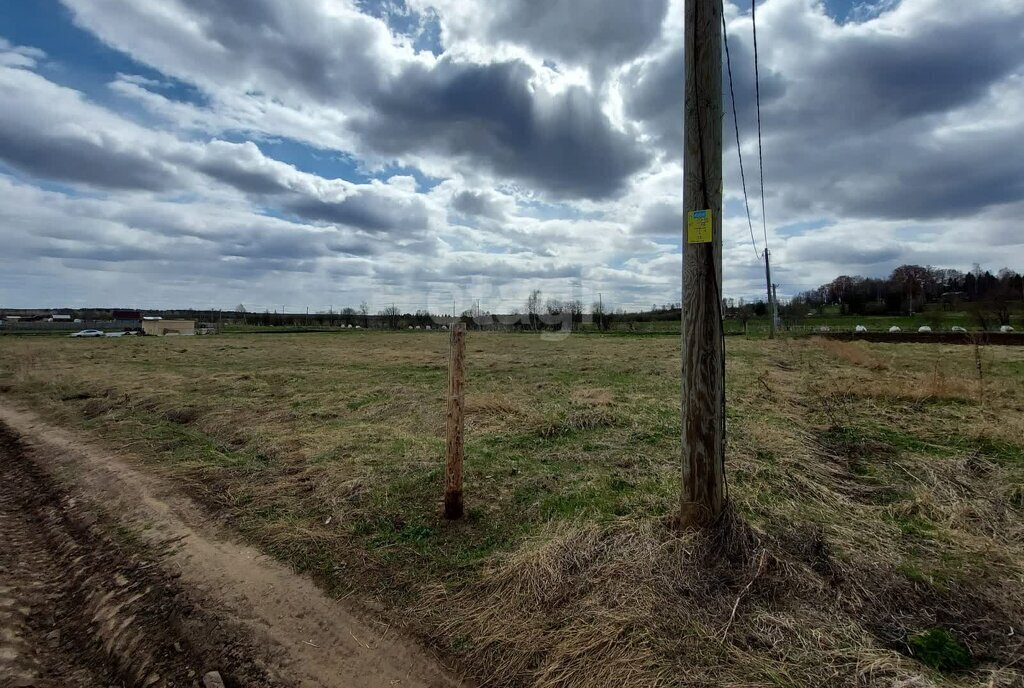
[764,249,775,339]
[680,0,726,528]
[772,283,780,331]
[444,322,466,519]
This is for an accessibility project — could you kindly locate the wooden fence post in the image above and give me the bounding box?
[444,322,466,519]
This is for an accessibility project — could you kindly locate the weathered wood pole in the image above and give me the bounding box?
[444,322,466,519]
[680,0,726,528]
[764,249,775,339]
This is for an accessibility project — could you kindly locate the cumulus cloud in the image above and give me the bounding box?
[1,0,1023,310]
[353,57,649,198]
[0,64,438,237]
[451,189,510,220]
[412,0,669,71]
[0,37,45,69]
[632,201,682,237]
[285,187,431,236]
[61,0,648,200]
[0,65,187,191]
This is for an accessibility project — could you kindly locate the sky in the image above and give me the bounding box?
[1,0,1022,314]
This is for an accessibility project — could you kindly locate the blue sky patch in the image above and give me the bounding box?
[2,0,206,108]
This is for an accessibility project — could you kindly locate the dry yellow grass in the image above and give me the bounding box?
[0,332,1022,686]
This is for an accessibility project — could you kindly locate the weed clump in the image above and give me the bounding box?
[906,628,972,672]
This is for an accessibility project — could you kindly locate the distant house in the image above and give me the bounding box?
[112,309,143,326]
[142,319,195,336]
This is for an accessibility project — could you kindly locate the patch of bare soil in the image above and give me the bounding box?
[0,424,278,687]
[0,404,462,688]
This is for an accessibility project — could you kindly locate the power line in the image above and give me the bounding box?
[751,0,769,251]
[722,13,760,261]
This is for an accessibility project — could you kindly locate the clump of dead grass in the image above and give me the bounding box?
[533,407,619,438]
[418,504,1023,687]
[851,368,981,405]
[161,405,200,425]
[417,506,1020,688]
[570,387,614,407]
[816,338,888,370]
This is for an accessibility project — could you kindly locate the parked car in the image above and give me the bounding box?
[69,329,104,337]
[918,326,932,333]
[854,325,868,333]
[105,331,126,337]
[889,326,902,333]
[1001,325,1016,333]
[950,326,967,333]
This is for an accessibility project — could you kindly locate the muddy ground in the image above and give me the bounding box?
[0,408,460,688]
[0,423,281,688]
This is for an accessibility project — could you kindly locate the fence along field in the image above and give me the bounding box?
[0,331,1022,686]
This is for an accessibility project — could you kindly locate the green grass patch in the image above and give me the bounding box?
[907,628,972,672]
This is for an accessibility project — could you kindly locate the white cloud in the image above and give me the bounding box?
[0,0,1022,310]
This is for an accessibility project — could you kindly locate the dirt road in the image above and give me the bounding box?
[0,404,462,688]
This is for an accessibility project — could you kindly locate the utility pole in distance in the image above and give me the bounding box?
[764,249,775,339]
[680,0,726,529]
[772,283,780,331]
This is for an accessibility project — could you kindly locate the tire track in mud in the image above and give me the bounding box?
[0,424,282,688]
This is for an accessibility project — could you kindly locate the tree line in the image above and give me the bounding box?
[788,264,1023,326]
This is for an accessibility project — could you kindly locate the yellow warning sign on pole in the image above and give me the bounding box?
[686,210,713,244]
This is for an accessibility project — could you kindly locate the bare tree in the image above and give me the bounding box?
[526,290,541,330]
[379,305,400,329]
[566,299,583,325]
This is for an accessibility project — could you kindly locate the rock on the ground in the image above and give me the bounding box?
[203,670,227,688]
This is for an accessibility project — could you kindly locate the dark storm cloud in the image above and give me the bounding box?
[354,58,649,199]
[325,237,378,257]
[701,1,1024,222]
[633,201,682,237]
[787,238,903,266]
[777,11,1024,134]
[623,46,683,154]
[191,142,293,195]
[285,189,430,234]
[624,37,785,156]
[372,253,580,285]
[38,243,165,262]
[0,131,176,191]
[0,63,184,191]
[0,101,178,191]
[451,190,506,219]
[64,0,651,199]
[123,0,388,104]
[485,0,669,70]
[220,232,327,260]
[769,103,1024,221]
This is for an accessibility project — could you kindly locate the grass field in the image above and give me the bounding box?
[1,332,1022,686]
